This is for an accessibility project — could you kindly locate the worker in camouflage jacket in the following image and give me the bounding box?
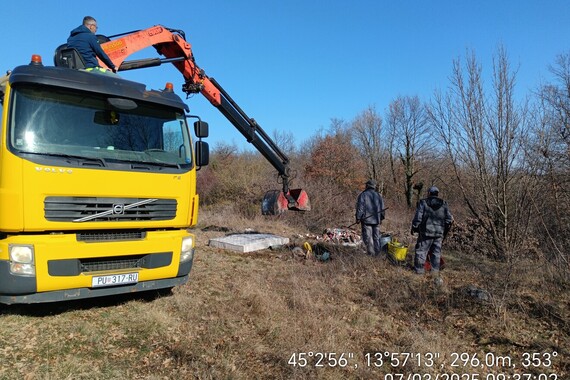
[410,186,453,274]
[356,179,385,256]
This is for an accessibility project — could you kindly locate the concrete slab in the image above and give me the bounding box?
[208,233,289,253]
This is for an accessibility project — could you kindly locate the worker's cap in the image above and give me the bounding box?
[365,179,377,189]
[428,186,439,195]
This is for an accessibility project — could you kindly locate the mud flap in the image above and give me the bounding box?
[262,189,311,215]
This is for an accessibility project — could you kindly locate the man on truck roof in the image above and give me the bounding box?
[67,16,117,73]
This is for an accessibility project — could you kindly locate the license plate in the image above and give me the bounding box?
[91,272,139,288]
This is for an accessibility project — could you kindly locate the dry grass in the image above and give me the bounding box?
[0,211,568,379]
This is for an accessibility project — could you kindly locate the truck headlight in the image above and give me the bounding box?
[180,236,194,263]
[9,244,36,275]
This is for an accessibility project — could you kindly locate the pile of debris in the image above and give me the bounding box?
[292,242,331,262]
[289,227,363,262]
[294,227,362,246]
[322,227,361,246]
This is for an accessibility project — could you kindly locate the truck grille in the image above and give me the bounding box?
[81,255,145,272]
[44,197,177,222]
[47,252,173,276]
[77,231,147,242]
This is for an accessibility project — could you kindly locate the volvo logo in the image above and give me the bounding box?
[35,167,73,174]
[73,198,158,222]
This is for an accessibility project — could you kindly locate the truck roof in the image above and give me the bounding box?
[8,64,189,112]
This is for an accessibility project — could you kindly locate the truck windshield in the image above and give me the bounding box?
[8,85,193,169]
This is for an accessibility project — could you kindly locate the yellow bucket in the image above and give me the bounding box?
[388,240,408,261]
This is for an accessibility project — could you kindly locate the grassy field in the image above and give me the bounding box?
[0,215,568,379]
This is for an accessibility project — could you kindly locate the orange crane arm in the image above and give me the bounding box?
[101,25,221,106]
[96,25,310,213]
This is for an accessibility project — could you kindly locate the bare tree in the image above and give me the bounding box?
[386,95,430,207]
[271,129,297,157]
[543,53,570,146]
[428,48,532,260]
[351,105,385,186]
[531,52,570,273]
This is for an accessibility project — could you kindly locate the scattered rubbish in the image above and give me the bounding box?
[317,251,330,261]
[434,276,444,287]
[322,227,361,246]
[312,242,331,262]
[291,241,331,262]
[303,242,313,257]
[292,246,306,258]
[464,285,491,302]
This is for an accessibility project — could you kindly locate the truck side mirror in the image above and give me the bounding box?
[195,140,209,168]
[194,120,209,138]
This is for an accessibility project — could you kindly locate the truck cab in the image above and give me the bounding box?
[0,57,203,304]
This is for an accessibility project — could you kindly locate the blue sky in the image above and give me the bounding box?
[2,1,569,149]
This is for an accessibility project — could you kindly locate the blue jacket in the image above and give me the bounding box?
[67,25,115,70]
[355,188,385,225]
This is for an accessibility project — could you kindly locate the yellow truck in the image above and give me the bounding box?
[0,25,309,304]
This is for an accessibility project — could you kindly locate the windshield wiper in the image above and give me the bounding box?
[121,159,181,170]
[19,151,106,167]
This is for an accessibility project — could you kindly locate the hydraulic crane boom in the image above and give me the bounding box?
[57,25,309,214]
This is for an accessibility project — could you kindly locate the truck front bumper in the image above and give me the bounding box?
[0,257,191,304]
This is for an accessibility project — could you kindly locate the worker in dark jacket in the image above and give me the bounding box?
[410,186,453,275]
[67,16,117,73]
[356,179,385,256]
